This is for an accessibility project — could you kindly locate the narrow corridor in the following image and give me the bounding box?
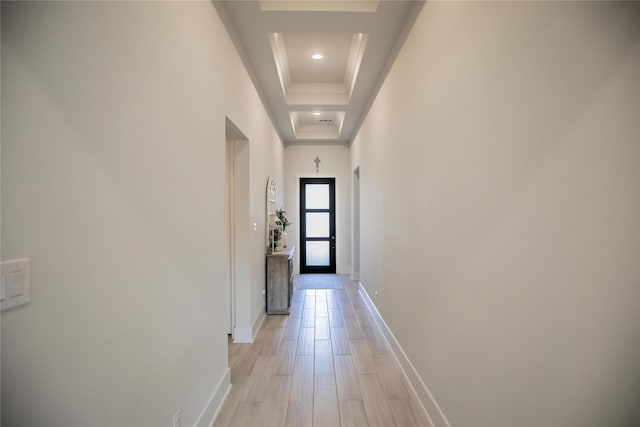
[214,275,430,427]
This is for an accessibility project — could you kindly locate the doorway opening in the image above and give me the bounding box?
[226,136,234,336]
[225,117,250,342]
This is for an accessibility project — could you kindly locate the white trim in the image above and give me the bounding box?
[226,136,236,338]
[233,327,253,343]
[193,367,231,427]
[338,266,352,275]
[233,308,266,343]
[358,282,452,427]
[252,308,267,338]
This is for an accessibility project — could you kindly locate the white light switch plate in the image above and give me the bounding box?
[1,258,31,312]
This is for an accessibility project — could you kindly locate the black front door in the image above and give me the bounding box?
[300,178,336,274]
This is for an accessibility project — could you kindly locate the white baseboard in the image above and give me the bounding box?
[357,282,451,427]
[233,326,253,343]
[234,307,267,343]
[252,307,266,338]
[338,266,352,275]
[194,367,231,427]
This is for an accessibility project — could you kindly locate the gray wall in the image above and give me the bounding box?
[351,2,640,426]
[1,2,283,426]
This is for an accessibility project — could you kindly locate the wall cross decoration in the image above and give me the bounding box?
[314,156,321,173]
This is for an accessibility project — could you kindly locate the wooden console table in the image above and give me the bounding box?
[266,246,295,314]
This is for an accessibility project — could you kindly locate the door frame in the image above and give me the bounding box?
[225,117,251,343]
[299,177,336,274]
[226,136,235,336]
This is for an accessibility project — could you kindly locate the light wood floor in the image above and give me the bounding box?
[213,275,431,427]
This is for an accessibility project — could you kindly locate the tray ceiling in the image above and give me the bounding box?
[214,0,424,144]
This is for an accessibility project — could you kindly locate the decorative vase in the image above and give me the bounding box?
[281,231,288,248]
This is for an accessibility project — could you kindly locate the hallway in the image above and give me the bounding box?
[3,2,639,426]
[214,276,430,427]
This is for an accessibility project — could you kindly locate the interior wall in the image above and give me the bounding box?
[1,2,283,426]
[284,143,351,275]
[352,167,360,280]
[351,2,640,426]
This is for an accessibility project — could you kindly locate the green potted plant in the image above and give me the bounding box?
[276,207,291,247]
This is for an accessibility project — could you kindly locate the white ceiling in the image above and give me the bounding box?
[214,0,424,145]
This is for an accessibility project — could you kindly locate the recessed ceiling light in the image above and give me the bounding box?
[313,111,321,116]
[311,52,324,60]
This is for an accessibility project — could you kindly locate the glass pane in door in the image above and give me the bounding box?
[305,184,330,209]
[305,241,330,266]
[305,212,330,237]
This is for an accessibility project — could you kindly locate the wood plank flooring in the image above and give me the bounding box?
[214,276,431,427]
